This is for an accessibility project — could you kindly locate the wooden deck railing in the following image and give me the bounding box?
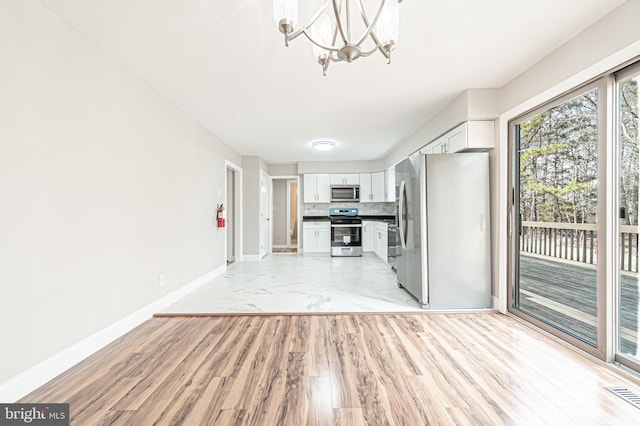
[520,221,639,272]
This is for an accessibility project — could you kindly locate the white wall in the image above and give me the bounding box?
[298,161,386,174]
[269,163,298,176]
[242,156,262,256]
[0,0,241,385]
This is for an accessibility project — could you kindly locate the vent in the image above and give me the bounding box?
[605,386,640,409]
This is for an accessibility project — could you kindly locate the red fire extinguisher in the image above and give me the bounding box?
[217,204,226,228]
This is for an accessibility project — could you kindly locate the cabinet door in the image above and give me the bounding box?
[385,168,396,202]
[316,174,331,202]
[344,174,360,185]
[330,174,343,185]
[428,136,446,154]
[302,226,317,252]
[303,174,317,203]
[362,221,375,252]
[359,173,372,202]
[317,226,331,253]
[374,224,388,262]
[371,172,385,202]
[447,122,468,153]
[466,121,495,150]
[374,229,383,258]
[379,224,388,262]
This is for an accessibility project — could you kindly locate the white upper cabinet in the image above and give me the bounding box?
[371,172,385,202]
[303,174,331,203]
[385,168,396,202]
[427,121,494,154]
[358,172,385,203]
[359,173,372,202]
[330,173,359,185]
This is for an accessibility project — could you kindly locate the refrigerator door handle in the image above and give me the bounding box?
[399,180,407,249]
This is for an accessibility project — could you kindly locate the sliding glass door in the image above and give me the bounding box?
[510,82,606,356]
[616,63,640,370]
[509,61,640,370]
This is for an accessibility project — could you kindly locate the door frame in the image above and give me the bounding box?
[612,61,640,372]
[269,175,300,252]
[260,169,271,258]
[507,77,611,361]
[286,179,299,248]
[225,160,243,264]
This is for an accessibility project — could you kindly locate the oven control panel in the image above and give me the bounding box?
[329,208,359,216]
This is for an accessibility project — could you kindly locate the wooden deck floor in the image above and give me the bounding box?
[518,253,638,352]
[20,313,640,425]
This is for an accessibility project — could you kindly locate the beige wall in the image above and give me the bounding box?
[0,0,241,384]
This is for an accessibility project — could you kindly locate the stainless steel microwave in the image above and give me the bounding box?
[331,185,360,202]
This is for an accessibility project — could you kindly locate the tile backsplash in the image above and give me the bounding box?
[304,202,395,216]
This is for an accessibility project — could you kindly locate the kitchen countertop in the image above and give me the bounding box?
[302,215,395,223]
[359,215,395,222]
[302,215,330,222]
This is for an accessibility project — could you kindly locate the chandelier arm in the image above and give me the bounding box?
[346,0,352,42]
[300,29,341,53]
[362,30,392,60]
[332,0,349,45]
[353,0,386,47]
[357,45,381,58]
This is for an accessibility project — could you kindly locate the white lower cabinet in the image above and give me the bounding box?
[374,222,388,263]
[303,222,331,253]
[362,221,375,252]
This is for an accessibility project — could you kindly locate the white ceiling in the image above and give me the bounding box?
[40,0,625,163]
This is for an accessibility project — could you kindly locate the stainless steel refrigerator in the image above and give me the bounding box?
[395,152,491,309]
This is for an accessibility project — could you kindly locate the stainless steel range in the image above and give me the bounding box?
[329,208,362,257]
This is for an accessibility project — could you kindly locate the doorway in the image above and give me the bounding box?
[225,161,242,265]
[271,176,300,253]
[508,77,609,359]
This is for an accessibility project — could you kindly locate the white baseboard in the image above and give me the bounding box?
[0,264,227,403]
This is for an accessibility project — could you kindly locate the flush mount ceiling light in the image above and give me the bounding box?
[312,140,336,151]
[273,0,402,76]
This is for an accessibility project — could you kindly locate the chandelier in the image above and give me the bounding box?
[273,0,402,76]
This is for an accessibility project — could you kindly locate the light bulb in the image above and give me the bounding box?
[310,13,332,59]
[375,0,400,45]
[273,0,299,27]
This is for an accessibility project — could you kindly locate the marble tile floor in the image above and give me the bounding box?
[161,253,425,314]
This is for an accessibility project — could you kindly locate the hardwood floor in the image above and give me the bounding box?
[20,313,640,425]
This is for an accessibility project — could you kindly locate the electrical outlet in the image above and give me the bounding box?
[158,274,165,287]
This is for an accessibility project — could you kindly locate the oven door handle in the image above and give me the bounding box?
[331,224,362,228]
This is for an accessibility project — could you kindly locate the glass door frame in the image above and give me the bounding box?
[614,61,640,373]
[507,77,611,361]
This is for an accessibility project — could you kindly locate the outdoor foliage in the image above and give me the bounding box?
[619,77,639,226]
[518,79,639,226]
